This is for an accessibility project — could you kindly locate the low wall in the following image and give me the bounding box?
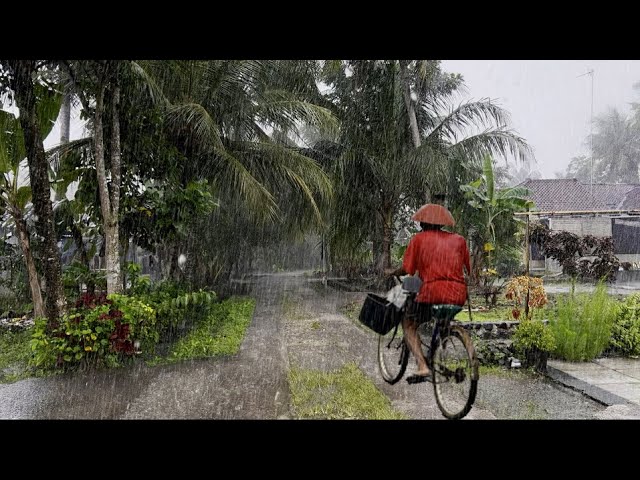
[614,270,640,283]
[455,320,548,371]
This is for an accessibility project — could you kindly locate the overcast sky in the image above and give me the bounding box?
[440,60,640,179]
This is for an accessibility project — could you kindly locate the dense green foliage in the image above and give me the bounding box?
[512,320,556,357]
[30,293,156,370]
[610,293,640,357]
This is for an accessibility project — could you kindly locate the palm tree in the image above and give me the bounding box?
[132,60,337,281]
[59,60,129,294]
[319,60,533,274]
[589,108,640,183]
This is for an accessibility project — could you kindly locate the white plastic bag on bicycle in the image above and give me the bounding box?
[386,280,408,309]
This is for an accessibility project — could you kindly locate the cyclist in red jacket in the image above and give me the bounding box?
[386,203,471,384]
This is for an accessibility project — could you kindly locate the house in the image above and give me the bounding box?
[518,178,640,273]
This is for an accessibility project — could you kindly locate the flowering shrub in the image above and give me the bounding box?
[30,293,156,370]
[505,275,548,321]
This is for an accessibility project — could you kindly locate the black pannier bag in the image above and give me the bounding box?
[358,293,402,335]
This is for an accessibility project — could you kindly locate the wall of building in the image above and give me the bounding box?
[549,217,612,237]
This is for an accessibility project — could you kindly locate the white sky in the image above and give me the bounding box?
[44,106,87,149]
[441,60,640,178]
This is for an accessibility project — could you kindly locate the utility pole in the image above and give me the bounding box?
[578,68,595,196]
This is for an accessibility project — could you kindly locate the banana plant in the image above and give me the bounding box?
[0,84,62,318]
[460,154,534,291]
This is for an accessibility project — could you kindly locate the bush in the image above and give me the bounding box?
[549,281,616,361]
[62,261,106,301]
[505,275,548,321]
[30,293,156,370]
[513,320,556,357]
[610,293,640,357]
[131,280,216,340]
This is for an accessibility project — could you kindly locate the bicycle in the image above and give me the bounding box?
[378,277,479,420]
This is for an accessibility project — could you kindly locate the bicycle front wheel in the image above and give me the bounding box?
[378,326,408,384]
[432,326,479,420]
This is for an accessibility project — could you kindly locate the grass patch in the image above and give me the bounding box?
[479,364,511,376]
[153,296,256,364]
[523,400,547,419]
[288,362,407,419]
[549,282,616,361]
[311,321,321,330]
[341,301,360,322]
[456,306,548,322]
[0,328,33,383]
[478,364,539,378]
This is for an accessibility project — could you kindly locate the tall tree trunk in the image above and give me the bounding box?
[92,84,112,289]
[107,81,122,293]
[380,199,393,271]
[60,89,71,144]
[61,87,94,293]
[399,60,431,202]
[399,60,421,149]
[92,77,122,294]
[13,210,45,318]
[374,198,394,273]
[9,60,66,326]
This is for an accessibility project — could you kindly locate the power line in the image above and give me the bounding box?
[578,68,595,196]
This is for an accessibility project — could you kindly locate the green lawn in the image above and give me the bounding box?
[288,362,407,419]
[0,328,32,383]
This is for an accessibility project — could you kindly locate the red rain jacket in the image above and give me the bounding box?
[402,230,471,305]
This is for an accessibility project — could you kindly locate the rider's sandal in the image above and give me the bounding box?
[406,373,433,384]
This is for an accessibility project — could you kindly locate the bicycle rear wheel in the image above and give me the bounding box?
[378,326,408,384]
[432,326,479,420]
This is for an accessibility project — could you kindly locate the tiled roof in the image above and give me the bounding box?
[518,178,640,212]
[620,186,640,209]
[518,178,608,211]
[590,183,639,209]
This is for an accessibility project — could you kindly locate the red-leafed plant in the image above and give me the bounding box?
[30,294,156,370]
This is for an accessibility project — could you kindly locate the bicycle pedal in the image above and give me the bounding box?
[454,369,466,383]
[406,373,432,384]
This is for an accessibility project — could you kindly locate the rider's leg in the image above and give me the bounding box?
[402,314,430,376]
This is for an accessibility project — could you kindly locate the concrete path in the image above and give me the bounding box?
[547,357,640,418]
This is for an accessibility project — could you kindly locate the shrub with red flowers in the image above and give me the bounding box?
[30,293,156,370]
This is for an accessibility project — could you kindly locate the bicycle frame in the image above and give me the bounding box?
[400,293,463,384]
